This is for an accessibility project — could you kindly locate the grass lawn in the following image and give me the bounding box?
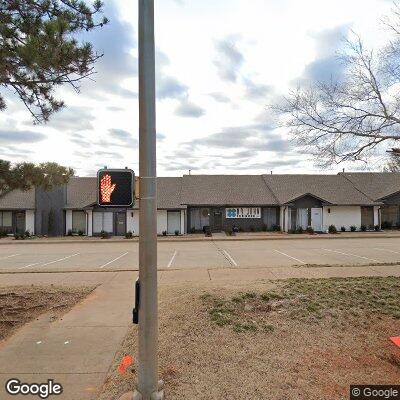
[100,277,400,400]
[0,285,96,340]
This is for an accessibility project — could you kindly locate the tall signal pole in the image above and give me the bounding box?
[133,1,164,399]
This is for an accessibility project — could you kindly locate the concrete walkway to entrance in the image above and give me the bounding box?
[0,263,399,399]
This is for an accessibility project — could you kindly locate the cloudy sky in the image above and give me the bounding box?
[0,0,394,176]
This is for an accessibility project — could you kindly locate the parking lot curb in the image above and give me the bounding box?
[1,233,400,245]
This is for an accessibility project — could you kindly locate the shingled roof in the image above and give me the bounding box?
[65,177,97,209]
[262,174,378,206]
[341,172,400,200]
[180,175,278,205]
[65,176,185,209]
[0,188,35,210]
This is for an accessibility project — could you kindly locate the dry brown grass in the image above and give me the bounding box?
[0,285,96,340]
[100,277,400,400]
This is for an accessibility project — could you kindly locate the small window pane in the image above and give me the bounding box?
[2,212,12,227]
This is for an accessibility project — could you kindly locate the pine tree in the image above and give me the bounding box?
[0,0,108,123]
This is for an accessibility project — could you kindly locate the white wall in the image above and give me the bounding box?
[323,206,361,231]
[65,210,73,234]
[180,210,186,234]
[374,206,380,228]
[126,210,185,235]
[126,209,139,236]
[157,210,168,234]
[86,210,93,236]
[280,206,290,232]
[25,210,35,235]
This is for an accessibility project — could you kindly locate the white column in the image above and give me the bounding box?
[86,210,93,236]
[180,210,185,234]
[373,206,380,228]
[25,210,35,235]
[66,210,73,235]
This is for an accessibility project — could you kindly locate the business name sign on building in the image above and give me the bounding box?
[226,207,261,219]
[97,169,134,207]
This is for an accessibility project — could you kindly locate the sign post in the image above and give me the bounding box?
[133,1,164,399]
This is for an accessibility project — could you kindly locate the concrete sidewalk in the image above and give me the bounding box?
[0,271,137,399]
[0,264,399,399]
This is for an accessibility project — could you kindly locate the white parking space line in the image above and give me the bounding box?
[99,252,129,269]
[374,248,400,255]
[273,250,306,265]
[18,262,40,270]
[322,248,380,263]
[222,250,238,267]
[167,250,178,268]
[0,254,20,260]
[39,253,80,267]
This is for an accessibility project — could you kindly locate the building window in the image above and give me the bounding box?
[72,211,86,234]
[0,211,12,234]
[190,208,209,231]
[93,212,113,233]
[0,211,12,227]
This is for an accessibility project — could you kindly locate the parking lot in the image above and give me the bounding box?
[0,237,400,273]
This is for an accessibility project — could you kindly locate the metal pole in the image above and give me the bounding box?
[133,1,163,399]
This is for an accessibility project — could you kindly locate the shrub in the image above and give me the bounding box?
[190,227,196,234]
[306,226,314,234]
[0,229,7,238]
[162,230,167,236]
[296,226,304,234]
[100,230,110,239]
[360,225,367,232]
[24,230,31,237]
[272,224,281,232]
[262,224,268,232]
[368,224,375,231]
[374,225,380,231]
[232,226,239,233]
[67,229,73,236]
[174,229,179,236]
[350,225,357,232]
[14,232,25,240]
[381,220,393,230]
[125,231,133,239]
[328,225,337,234]
[340,226,346,232]
[78,230,84,236]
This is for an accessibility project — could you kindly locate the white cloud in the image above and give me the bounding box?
[1,0,393,176]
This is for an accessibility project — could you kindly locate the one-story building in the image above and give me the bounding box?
[64,176,186,236]
[341,172,400,228]
[1,172,398,236]
[0,188,35,234]
[180,175,280,233]
[262,174,381,232]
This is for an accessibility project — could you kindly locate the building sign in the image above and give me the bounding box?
[226,207,261,219]
[97,169,134,207]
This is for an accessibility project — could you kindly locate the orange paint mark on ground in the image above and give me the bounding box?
[390,336,400,348]
[118,355,133,375]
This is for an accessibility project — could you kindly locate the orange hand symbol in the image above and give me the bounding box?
[100,174,116,203]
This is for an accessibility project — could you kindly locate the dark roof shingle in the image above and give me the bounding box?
[342,172,400,200]
[181,175,278,205]
[262,174,378,205]
[65,176,185,209]
[0,188,35,209]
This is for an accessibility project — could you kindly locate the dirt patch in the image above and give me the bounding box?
[0,285,96,340]
[100,277,400,400]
